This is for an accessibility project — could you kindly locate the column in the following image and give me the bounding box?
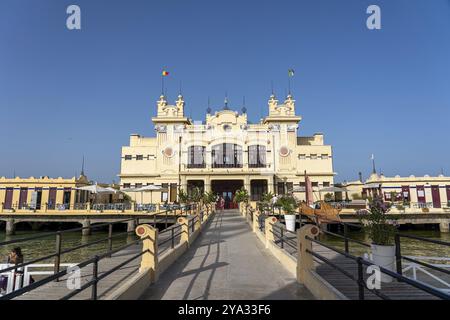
[127,220,136,233]
[6,219,15,236]
[81,219,91,236]
[439,221,449,233]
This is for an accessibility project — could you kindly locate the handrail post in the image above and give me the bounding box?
[91,255,99,300]
[107,223,113,257]
[135,224,159,282]
[252,211,260,233]
[177,217,190,247]
[395,233,402,278]
[357,257,365,300]
[344,224,349,253]
[195,211,202,232]
[165,210,168,230]
[297,224,320,284]
[171,227,175,249]
[54,231,62,282]
[280,227,284,249]
[264,217,277,248]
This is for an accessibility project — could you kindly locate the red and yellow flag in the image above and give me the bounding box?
[162,70,169,76]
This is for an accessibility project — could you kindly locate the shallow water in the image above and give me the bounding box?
[0,230,138,264]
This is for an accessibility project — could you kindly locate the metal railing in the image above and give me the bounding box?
[271,223,298,256]
[0,205,193,300]
[301,220,450,300]
[305,235,450,300]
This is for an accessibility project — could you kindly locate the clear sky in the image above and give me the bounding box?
[1,0,449,183]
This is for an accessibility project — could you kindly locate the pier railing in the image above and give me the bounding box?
[302,219,450,299]
[241,207,450,300]
[0,205,196,300]
[0,202,193,214]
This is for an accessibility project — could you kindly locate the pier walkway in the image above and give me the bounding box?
[141,210,314,300]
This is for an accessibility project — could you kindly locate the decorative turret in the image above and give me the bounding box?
[152,94,190,125]
[264,93,301,124]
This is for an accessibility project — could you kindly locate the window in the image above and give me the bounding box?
[277,182,293,195]
[188,146,206,168]
[248,145,266,168]
[298,154,306,160]
[323,182,330,187]
[123,183,131,189]
[136,155,144,160]
[135,183,142,189]
[321,154,328,159]
[251,180,268,201]
[161,183,169,202]
[124,155,132,160]
[312,182,319,187]
[212,143,243,168]
[311,154,317,160]
[300,182,306,187]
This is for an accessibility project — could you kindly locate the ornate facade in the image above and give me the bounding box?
[119,93,335,207]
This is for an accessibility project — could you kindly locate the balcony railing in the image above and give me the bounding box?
[211,163,243,168]
[248,163,267,168]
[186,163,206,169]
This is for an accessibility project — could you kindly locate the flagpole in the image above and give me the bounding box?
[161,75,164,96]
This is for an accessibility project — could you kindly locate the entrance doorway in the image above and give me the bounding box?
[211,180,244,209]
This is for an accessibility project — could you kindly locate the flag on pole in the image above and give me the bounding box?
[371,154,374,160]
[288,69,295,77]
[162,70,169,76]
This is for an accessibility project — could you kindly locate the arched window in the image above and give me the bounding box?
[248,145,266,168]
[212,143,243,168]
[187,146,206,168]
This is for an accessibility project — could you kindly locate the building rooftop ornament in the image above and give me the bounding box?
[223,95,229,110]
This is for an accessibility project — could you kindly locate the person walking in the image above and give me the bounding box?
[219,196,225,213]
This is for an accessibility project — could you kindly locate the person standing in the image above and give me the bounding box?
[219,196,225,213]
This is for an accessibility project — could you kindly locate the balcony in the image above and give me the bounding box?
[211,163,243,169]
[187,163,206,169]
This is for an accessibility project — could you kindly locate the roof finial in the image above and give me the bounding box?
[206,96,211,114]
[224,92,229,110]
[81,155,85,176]
[371,154,376,174]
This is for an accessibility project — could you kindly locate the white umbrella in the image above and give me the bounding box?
[124,185,168,204]
[77,185,116,194]
[77,185,117,205]
[319,186,347,193]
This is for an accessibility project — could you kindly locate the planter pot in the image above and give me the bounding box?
[370,244,396,283]
[284,214,296,232]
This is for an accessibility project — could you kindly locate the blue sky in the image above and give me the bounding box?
[1,0,449,183]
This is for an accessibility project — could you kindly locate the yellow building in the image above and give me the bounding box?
[120,93,335,207]
[0,175,90,211]
[342,173,450,209]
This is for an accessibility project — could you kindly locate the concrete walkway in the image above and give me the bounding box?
[141,210,314,300]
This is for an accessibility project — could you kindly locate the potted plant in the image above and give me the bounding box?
[202,191,217,215]
[234,188,249,214]
[358,195,398,283]
[276,194,298,232]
